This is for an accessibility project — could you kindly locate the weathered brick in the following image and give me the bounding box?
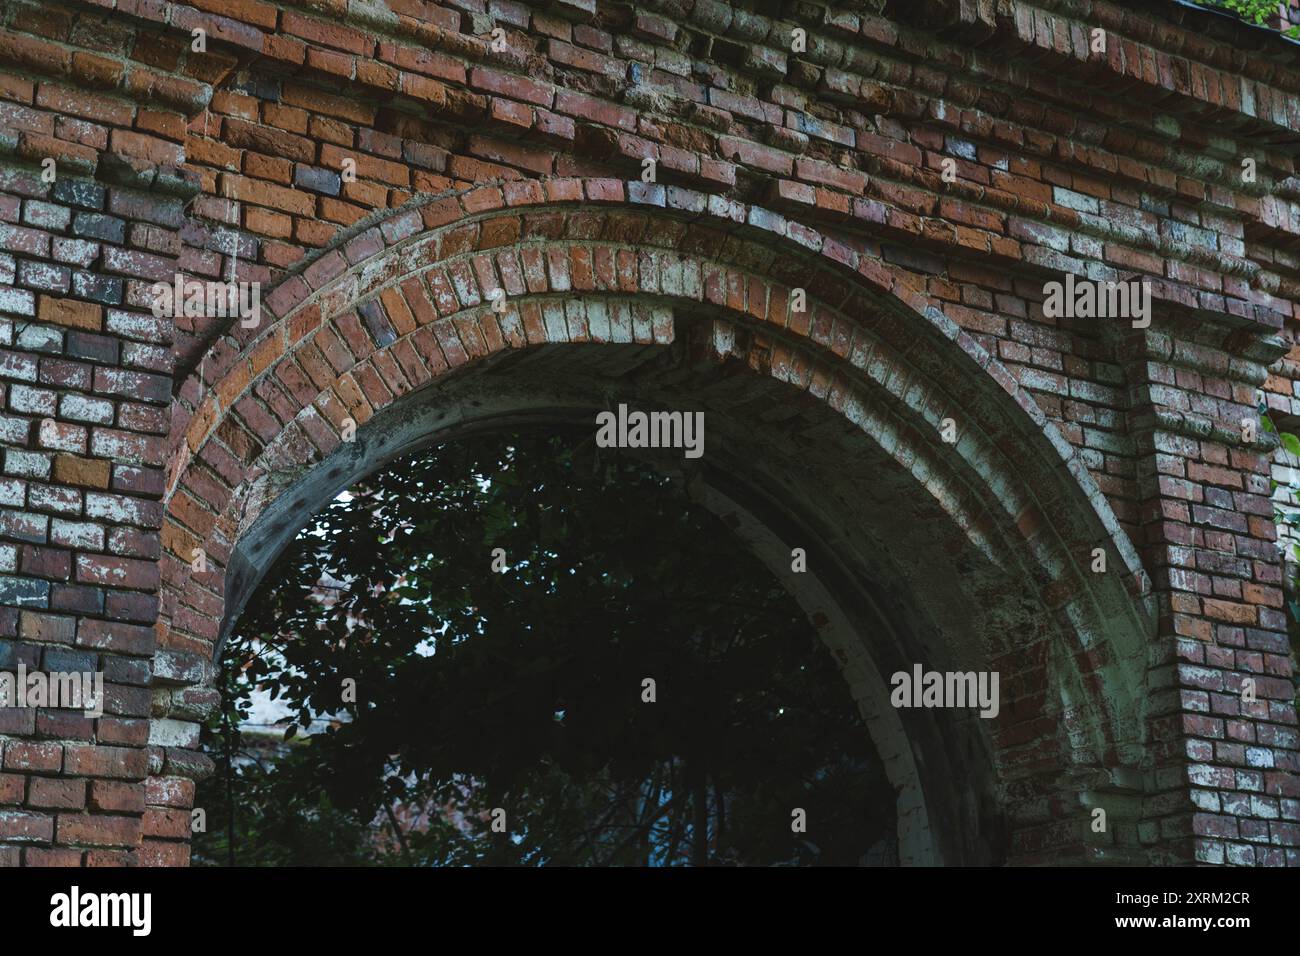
[37,295,102,331]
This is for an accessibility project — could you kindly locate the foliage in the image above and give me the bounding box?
[195,429,896,866]
[194,737,385,867]
[1192,0,1300,36]
[1258,402,1300,700]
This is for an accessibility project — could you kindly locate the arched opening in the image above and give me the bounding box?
[159,182,1157,865]
[201,422,919,866]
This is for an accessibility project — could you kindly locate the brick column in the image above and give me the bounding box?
[1126,320,1300,865]
[0,45,201,862]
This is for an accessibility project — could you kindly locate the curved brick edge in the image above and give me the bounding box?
[145,180,1161,865]
[173,177,1153,615]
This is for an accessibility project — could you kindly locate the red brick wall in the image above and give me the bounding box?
[0,0,1296,865]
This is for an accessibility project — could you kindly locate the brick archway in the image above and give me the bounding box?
[151,179,1157,864]
[3,0,1297,867]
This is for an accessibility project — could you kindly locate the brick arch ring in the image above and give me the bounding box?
[151,177,1158,865]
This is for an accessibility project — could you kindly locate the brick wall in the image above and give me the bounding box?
[0,0,1297,865]
[0,88,188,862]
